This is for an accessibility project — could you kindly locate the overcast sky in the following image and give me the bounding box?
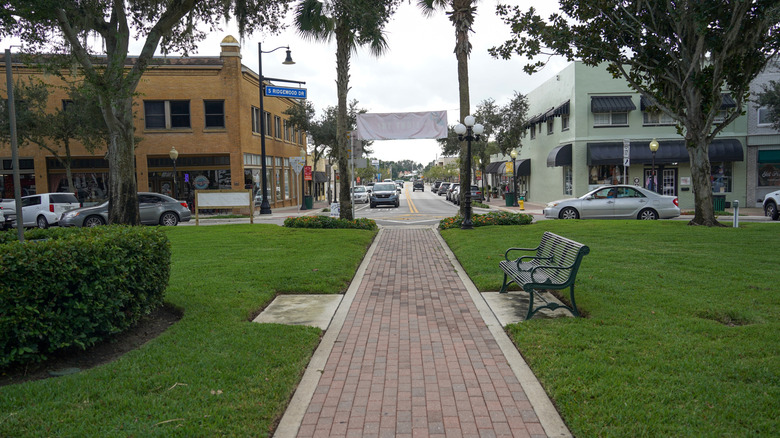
[184,0,567,166]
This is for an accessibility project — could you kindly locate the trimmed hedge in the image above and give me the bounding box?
[438,211,534,230]
[0,226,171,369]
[284,215,378,230]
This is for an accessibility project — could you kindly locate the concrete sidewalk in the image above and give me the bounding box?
[274,227,570,438]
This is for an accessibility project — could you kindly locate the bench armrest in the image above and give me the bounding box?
[504,246,539,261]
[514,255,553,269]
[529,263,576,283]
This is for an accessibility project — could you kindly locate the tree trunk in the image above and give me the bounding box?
[335,24,353,221]
[102,94,140,225]
[686,136,722,227]
[453,0,473,217]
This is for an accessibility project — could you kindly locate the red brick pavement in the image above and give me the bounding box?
[297,228,546,438]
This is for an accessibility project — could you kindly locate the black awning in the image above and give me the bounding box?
[515,159,531,176]
[528,114,542,125]
[640,95,654,111]
[591,96,636,112]
[554,101,570,116]
[314,171,327,183]
[588,139,744,165]
[547,144,572,167]
[721,93,736,109]
[485,161,506,174]
[542,107,555,121]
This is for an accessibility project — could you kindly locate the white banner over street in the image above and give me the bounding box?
[356,111,448,140]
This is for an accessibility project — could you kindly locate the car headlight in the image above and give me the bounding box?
[62,211,80,219]
[546,202,559,208]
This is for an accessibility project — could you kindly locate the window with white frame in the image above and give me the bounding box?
[251,107,261,133]
[529,124,536,140]
[265,112,272,136]
[713,110,728,124]
[643,110,675,125]
[561,114,570,131]
[758,107,773,126]
[144,100,190,129]
[283,120,291,141]
[547,118,554,135]
[593,111,628,126]
[274,116,282,138]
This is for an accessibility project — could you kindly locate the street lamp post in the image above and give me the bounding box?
[169,146,178,199]
[454,115,484,230]
[510,149,519,207]
[258,43,295,215]
[479,158,488,203]
[649,138,659,193]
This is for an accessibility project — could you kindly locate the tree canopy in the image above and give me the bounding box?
[490,0,780,226]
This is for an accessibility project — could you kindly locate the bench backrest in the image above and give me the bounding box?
[539,232,590,284]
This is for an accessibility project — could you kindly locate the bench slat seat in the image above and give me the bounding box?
[499,231,590,320]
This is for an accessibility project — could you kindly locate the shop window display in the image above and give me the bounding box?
[590,165,627,185]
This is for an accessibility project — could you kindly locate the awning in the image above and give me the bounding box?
[541,107,555,121]
[547,144,572,167]
[496,159,531,176]
[641,94,735,110]
[758,149,780,163]
[485,161,506,174]
[591,96,636,112]
[553,101,570,117]
[314,171,327,183]
[587,139,744,165]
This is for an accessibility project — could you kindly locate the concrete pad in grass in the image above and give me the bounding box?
[252,294,343,330]
[482,291,574,325]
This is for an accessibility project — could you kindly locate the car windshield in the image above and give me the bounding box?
[354,187,366,193]
[374,183,396,191]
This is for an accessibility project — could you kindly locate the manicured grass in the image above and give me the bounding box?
[0,224,376,437]
[442,220,779,437]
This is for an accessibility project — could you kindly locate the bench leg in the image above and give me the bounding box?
[499,272,513,294]
[524,285,580,320]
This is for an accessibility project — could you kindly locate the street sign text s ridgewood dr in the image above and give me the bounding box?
[265,86,307,99]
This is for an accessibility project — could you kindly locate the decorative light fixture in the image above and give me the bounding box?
[454,115,484,229]
[649,138,659,193]
[510,148,519,207]
[169,146,179,199]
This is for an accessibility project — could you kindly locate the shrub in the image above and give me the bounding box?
[438,211,534,230]
[0,226,171,369]
[283,215,378,230]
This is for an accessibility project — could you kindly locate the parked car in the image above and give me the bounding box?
[432,181,442,193]
[59,192,191,227]
[365,182,374,194]
[454,185,483,205]
[437,182,450,196]
[543,185,680,220]
[0,199,15,230]
[763,189,780,220]
[351,185,369,204]
[369,182,399,208]
[446,183,460,202]
[413,180,424,192]
[13,193,81,228]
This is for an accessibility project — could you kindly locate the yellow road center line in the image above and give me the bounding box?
[405,187,418,213]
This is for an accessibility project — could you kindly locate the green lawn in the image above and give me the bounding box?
[0,224,377,437]
[442,220,779,437]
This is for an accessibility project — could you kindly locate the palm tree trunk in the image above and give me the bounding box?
[335,23,354,220]
[453,0,473,217]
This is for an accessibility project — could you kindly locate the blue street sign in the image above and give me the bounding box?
[265,86,307,99]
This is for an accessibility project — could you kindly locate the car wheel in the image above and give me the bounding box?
[638,208,659,220]
[766,201,779,220]
[370,203,375,208]
[559,207,579,220]
[395,201,399,208]
[159,212,179,226]
[36,215,49,229]
[83,216,105,227]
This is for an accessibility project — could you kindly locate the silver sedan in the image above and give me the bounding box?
[59,192,192,227]
[543,185,680,220]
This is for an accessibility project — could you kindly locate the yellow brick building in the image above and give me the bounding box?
[1,36,308,209]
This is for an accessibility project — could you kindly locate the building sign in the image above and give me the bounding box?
[304,166,312,181]
[194,175,209,190]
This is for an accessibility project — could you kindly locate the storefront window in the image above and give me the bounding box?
[758,150,780,187]
[49,172,108,203]
[1,173,36,197]
[710,162,732,193]
[284,168,291,199]
[275,168,282,201]
[563,166,573,195]
[589,165,628,185]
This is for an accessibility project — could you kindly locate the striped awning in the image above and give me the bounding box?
[587,139,744,165]
[553,101,570,116]
[547,144,572,167]
[591,96,636,112]
[314,171,327,183]
[641,94,736,110]
[485,161,507,174]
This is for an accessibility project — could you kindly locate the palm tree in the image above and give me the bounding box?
[418,0,480,216]
[294,0,399,220]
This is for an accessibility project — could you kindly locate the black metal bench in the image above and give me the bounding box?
[499,231,590,320]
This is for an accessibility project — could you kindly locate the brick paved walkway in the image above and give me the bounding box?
[297,228,546,438]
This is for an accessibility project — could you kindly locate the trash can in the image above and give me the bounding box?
[713,194,725,212]
[304,195,313,210]
[505,192,516,207]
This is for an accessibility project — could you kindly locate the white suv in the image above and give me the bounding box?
[763,189,780,220]
[17,193,81,228]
